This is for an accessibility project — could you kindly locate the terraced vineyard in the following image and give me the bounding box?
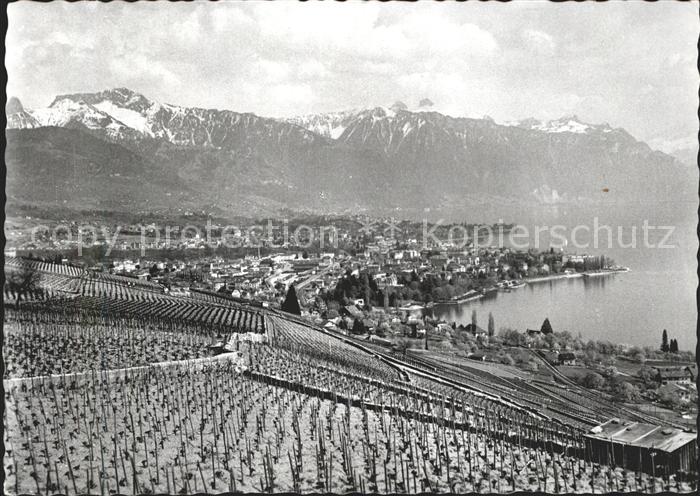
[3,308,222,378]
[5,257,84,278]
[9,354,678,495]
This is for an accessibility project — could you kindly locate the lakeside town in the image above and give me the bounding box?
[6,213,695,430]
[5,213,627,312]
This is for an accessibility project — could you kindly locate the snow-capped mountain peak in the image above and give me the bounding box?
[4,89,157,140]
[287,103,418,140]
[534,116,591,133]
[51,88,154,112]
[18,97,131,139]
[285,109,358,140]
[501,115,616,134]
[46,88,161,136]
[7,87,328,150]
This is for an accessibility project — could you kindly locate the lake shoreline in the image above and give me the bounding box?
[526,269,629,285]
[526,273,582,284]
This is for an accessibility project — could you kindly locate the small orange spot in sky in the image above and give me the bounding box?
[602,188,609,193]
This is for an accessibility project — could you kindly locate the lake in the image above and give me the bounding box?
[426,201,698,351]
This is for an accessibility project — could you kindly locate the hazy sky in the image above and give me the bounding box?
[6,1,698,152]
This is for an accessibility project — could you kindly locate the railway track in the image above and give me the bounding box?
[400,351,601,428]
[328,338,648,430]
[529,349,676,426]
[305,329,600,427]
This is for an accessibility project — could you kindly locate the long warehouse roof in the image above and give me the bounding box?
[585,419,696,453]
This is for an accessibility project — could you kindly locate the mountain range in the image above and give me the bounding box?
[5,88,695,218]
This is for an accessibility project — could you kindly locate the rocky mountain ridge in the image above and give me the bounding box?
[5,89,694,217]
